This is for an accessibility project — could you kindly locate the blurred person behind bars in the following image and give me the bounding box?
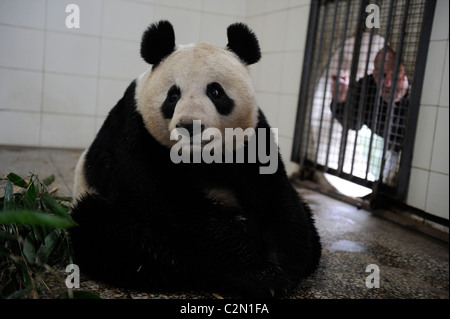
[330,46,410,182]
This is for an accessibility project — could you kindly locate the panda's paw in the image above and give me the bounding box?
[242,280,289,299]
[239,268,291,298]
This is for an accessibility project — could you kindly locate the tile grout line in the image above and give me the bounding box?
[38,0,49,149]
[95,0,105,130]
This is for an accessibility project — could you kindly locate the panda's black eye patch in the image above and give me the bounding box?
[206,82,234,115]
[208,84,223,99]
[168,87,180,102]
[161,85,181,119]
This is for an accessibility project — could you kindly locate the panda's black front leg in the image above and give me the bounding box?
[176,200,290,298]
[216,162,321,296]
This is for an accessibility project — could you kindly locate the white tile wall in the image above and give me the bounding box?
[277,95,298,138]
[429,0,449,41]
[411,105,437,170]
[439,43,449,107]
[42,73,97,115]
[281,51,303,94]
[430,108,449,175]
[246,0,267,17]
[406,0,449,219]
[285,6,309,51]
[426,172,449,219]
[151,0,203,11]
[0,69,43,112]
[99,38,147,79]
[40,113,95,148]
[153,6,202,44]
[257,52,284,93]
[0,111,41,146]
[44,32,100,76]
[0,0,46,29]
[261,11,288,52]
[200,14,239,46]
[0,25,45,70]
[265,0,291,13]
[101,0,154,42]
[420,40,447,106]
[406,167,429,211]
[202,0,246,16]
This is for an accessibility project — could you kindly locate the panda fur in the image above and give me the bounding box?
[69,20,321,298]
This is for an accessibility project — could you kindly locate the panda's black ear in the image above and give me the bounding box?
[226,23,261,65]
[140,20,176,65]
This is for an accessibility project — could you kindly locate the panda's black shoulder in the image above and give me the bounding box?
[89,80,159,151]
[83,80,164,196]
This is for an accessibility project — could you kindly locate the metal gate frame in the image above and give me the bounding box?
[291,0,436,205]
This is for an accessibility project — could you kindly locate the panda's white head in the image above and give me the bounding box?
[135,20,261,150]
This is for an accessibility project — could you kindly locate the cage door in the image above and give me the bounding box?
[292,0,436,203]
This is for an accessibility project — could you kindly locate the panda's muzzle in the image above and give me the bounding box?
[176,121,206,137]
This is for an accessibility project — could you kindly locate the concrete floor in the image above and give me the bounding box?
[0,146,448,299]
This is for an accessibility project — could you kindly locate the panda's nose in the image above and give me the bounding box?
[176,121,205,136]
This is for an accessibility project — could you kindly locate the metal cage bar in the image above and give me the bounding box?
[291,0,320,164]
[377,0,410,184]
[301,1,329,168]
[337,0,369,174]
[317,0,341,168]
[351,10,377,177]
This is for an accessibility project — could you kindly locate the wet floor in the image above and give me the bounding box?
[294,189,448,299]
[0,146,448,299]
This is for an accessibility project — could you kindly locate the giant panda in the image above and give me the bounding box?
[69,20,321,298]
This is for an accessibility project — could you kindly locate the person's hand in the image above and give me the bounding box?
[331,70,349,103]
[394,69,409,103]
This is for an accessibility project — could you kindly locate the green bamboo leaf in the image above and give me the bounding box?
[3,181,14,211]
[5,289,29,299]
[53,196,73,202]
[42,175,55,187]
[6,173,28,188]
[1,172,76,299]
[26,182,36,202]
[40,193,72,220]
[31,225,45,243]
[0,210,76,228]
[23,234,36,264]
[22,193,38,211]
[19,259,33,287]
[36,230,59,265]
